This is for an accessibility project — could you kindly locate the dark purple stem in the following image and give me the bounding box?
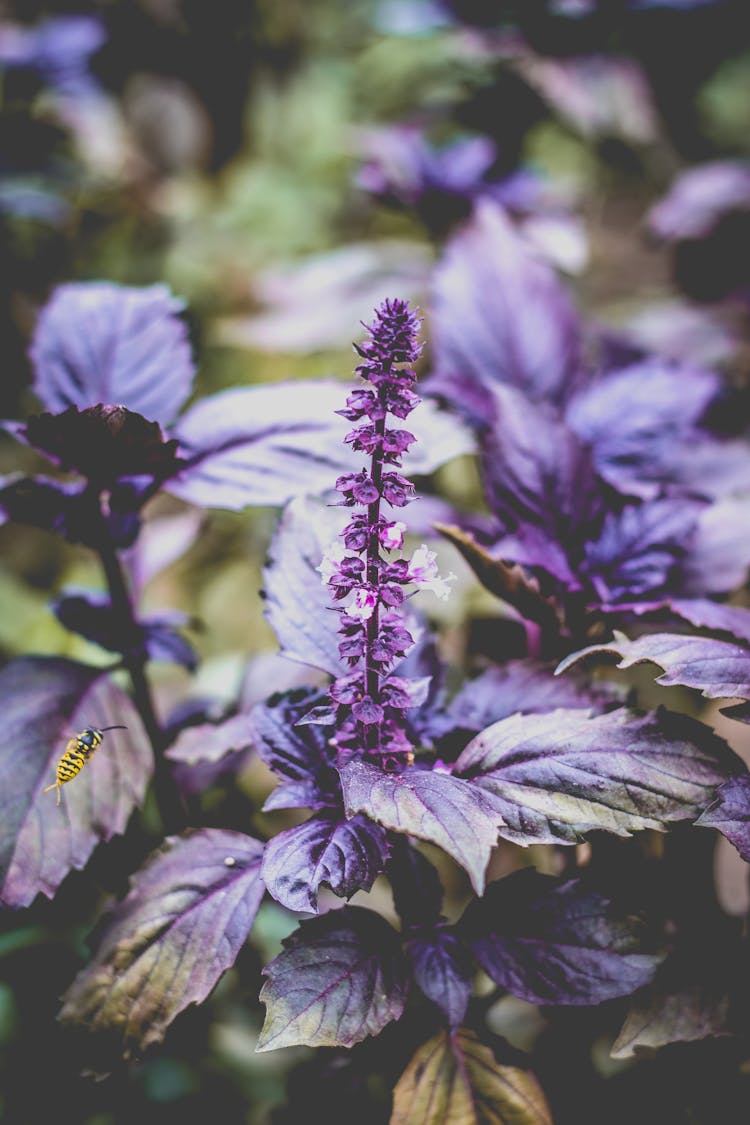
[364,397,388,748]
[96,504,186,834]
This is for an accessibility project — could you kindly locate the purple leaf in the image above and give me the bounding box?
[428,201,583,415]
[479,386,602,585]
[261,498,345,677]
[435,523,561,631]
[619,298,737,369]
[261,812,391,913]
[696,775,750,862]
[648,160,750,242]
[582,499,700,602]
[252,688,339,808]
[218,241,431,353]
[141,618,197,671]
[518,54,657,143]
[454,707,739,845]
[442,660,619,737]
[165,713,254,765]
[677,499,750,597]
[0,657,153,908]
[566,359,728,499]
[52,591,196,668]
[60,829,264,1052]
[257,906,408,1051]
[169,382,472,510]
[461,870,662,1006]
[558,630,750,701]
[23,405,184,487]
[339,760,502,893]
[31,282,195,424]
[633,598,750,646]
[1,15,105,94]
[125,510,204,596]
[611,980,732,1057]
[0,475,95,545]
[392,1028,553,1125]
[357,124,497,208]
[387,841,444,929]
[407,928,473,1027]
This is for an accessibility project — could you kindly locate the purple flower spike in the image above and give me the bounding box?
[320,300,453,770]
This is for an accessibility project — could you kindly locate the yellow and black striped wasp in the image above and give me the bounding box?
[43,725,127,805]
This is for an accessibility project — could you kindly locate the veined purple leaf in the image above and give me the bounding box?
[428,200,583,415]
[31,282,195,424]
[582,499,700,603]
[169,382,472,510]
[442,660,619,737]
[460,870,662,1006]
[261,812,391,913]
[479,385,602,584]
[696,775,750,862]
[391,1028,553,1125]
[60,828,264,1052]
[252,687,339,809]
[566,359,728,498]
[454,707,738,846]
[257,906,407,1051]
[262,498,345,677]
[633,599,750,647]
[165,713,254,765]
[0,657,153,908]
[339,760,502,894]
[407,928,473,1028]
[557,630,750,702]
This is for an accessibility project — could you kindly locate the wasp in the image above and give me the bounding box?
[43,725,127,805]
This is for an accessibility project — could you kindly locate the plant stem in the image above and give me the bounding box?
[96,514,186,834]
[363,393,388,751]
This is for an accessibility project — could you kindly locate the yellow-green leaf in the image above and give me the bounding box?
[391,1028,552,1125]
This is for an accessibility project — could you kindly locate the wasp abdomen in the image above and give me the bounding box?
[43,726,124,805]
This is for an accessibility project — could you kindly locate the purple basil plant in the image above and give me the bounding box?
[424,201,750,657]
[1,282,749,1115]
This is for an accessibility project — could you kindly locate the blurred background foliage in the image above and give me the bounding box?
[2,1,750,1121]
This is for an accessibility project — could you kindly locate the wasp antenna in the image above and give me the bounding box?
[101,725,128,731]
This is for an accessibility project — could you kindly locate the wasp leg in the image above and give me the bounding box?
[43,782,62,805]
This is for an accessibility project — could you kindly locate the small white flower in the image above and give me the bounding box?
[316,540,346,584]
[347,587,377,621]
[379,520,407,550]
[407,544,457,601]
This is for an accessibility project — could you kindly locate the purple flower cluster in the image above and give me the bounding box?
[320,299,452,768]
